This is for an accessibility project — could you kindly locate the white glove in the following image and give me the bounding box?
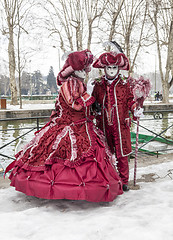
[87,78,95,95]
[134,107,144,118]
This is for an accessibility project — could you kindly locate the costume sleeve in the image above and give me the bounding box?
[92,84,96,98]
[75,92,95,108]
[61,82,95,111]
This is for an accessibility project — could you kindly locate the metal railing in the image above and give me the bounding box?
[130,109,173,157]
[131,120,173,157]
[0,116,49,161]
[0,111,173,168]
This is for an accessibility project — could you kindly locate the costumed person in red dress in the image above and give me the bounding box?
[92,42,141,192]
[6,49,123,202]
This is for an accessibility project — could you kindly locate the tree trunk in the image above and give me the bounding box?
[154,4,169,103]
[165,16,173,93]
[87,22,92,50]
[125,33,131,68]
[168,7,173,90]
[108,0,125,41]
[8,26,18,105]
[156,29,169,103]
[17,13,22,109]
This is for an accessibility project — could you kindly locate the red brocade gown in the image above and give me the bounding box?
[8,78,123,202]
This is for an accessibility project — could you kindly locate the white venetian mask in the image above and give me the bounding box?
[74,69,86,79]
[105,64,119,79]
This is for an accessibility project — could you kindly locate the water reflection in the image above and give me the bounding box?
[131,112,173,140]
[0,118,48,166]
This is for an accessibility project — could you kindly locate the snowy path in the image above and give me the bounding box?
[0,161,173,240]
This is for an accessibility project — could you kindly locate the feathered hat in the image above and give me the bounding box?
[57,49,93,85]
[93,41,130,71]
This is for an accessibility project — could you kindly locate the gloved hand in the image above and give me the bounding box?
[134,107,144,118]
[125,118,131,127]
[92,101,102,115]
[87,78,95,95]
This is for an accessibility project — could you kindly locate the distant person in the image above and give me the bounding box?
[5,49,123,202]
[155,91,160,101]
[159,92,163,101]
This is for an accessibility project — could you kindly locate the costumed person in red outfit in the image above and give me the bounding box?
[6,49,123,202]
[92,42,141,191]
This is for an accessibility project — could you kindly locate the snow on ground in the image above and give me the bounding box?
[0,160,173,240]
[3,97,173,112]
[4,103,54,111]
[0,99,173,240]
[2,100,172,113]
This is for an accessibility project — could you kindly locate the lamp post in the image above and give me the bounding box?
[53,46,61,71]
[154,53,157,92]
[146,51,157,93]
[29,60,32,99]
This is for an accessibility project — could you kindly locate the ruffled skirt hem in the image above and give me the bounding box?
[9,156,123,202]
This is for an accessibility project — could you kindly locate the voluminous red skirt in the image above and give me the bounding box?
[9,141,123,202]
[8,118,123,202]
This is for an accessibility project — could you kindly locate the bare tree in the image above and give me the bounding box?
[84,0,109,50]
[166,0,173,92]
[16,1,34,108]
[148,0,173,103]
[41,0,108,52]
[107,0,125,42]
[100,0,150,75]
[116,0,149,74]
[96,0,125,47]
[1,0,36,105]
[2,0,18,104]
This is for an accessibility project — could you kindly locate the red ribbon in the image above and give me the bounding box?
[4,160,16,178]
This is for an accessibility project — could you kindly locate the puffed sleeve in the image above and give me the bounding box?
[61,81,95,111]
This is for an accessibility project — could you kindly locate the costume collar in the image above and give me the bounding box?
[104,74,120,87]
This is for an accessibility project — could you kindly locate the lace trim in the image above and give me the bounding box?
[93,125,112,161]
[17,124,51,162]
[52,125,77,161]
[28,125,51,160]
[55,94,63,119]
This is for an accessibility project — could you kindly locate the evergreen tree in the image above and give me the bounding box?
[0,75,10,95]
[32,70,45,95]
[21,71,31,95]
[47,66,57,94]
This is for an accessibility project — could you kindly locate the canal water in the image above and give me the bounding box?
[132,112,173,138]
[0,112,173,169]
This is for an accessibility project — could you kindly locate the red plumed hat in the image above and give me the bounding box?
[93,41,130,71]
[57,49,93,85]
[93,52,129,70]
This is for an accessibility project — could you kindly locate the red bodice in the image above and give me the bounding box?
[14,78,100,170]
